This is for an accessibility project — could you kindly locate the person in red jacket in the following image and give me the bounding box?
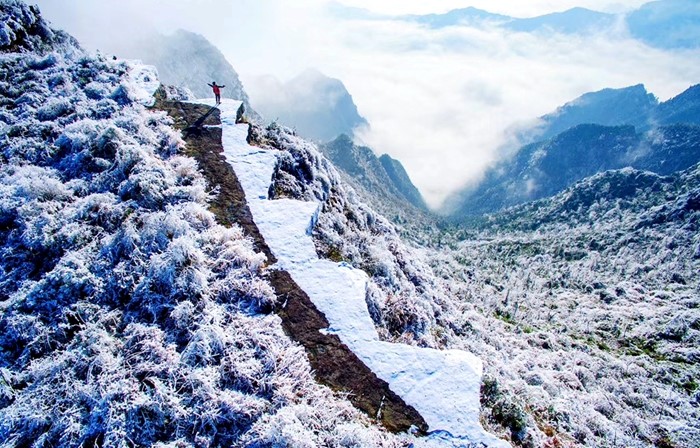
[208,81,225,104]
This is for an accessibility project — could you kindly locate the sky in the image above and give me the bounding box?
[31,0,700,208]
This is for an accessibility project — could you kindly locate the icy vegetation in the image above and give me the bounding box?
[214,99,507,447]
[0,2,408,446]
[422,165,700,447]
[265,123,463,354]
[3,2,699,447]
[0,0,76,53]
[258,104,700,446]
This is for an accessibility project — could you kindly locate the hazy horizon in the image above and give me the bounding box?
[30,0,700,208]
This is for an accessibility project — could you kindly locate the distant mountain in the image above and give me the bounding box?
[326,2,385,20]
[320,135,428,221]
[399,1,699,49]
[656,84,700,125]
[448,83,700,218]
[446,122,700,218]
[248,69,368,142]
[529,84,658,143]
[627,0,700,49]
[117,29,258,117]
[405,6,613,34]
[522,84,700,145]
[505,7,614,34]
[379,154,427,210]
[405,7,509,28]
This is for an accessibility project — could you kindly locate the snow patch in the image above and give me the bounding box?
[208,98,509,447]
[126,62,160,106]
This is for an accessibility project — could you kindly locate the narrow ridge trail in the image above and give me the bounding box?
[154,97,428,435]
[157,94,509,447]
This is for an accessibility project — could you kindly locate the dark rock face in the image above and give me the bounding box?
[321,134,428,214]
[249,69,368,142]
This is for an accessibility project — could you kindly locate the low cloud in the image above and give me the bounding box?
[309,16,700,207]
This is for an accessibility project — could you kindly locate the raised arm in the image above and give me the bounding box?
[207,83,213,87]
[220,85,226,88]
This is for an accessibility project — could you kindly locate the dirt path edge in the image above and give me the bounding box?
[154,98,429,435]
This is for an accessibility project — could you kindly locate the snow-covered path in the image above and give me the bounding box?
[203,98,509,447]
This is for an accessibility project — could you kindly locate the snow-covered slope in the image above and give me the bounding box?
[0,2,422,446]
[424,164,700,447]
[207,98,508,447]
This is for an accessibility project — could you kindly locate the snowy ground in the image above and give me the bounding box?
[200,98,509,447]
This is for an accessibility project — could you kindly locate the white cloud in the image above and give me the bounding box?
[303,16,700,206]
[32,0,700,208]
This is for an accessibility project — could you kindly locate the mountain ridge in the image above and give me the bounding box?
[320,134,429,227]
[393,1,700,49]
[109,29,260,120]
[247,69,368,142]
[446,83,700,218]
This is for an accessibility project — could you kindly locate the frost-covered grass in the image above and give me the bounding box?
[6,4,697,447]
[0,5,406,446]
[421,168,700,447]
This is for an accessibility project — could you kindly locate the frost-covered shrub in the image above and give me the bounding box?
[36,97,73,121]
[0,7,404,446]
[0,0,77,53]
